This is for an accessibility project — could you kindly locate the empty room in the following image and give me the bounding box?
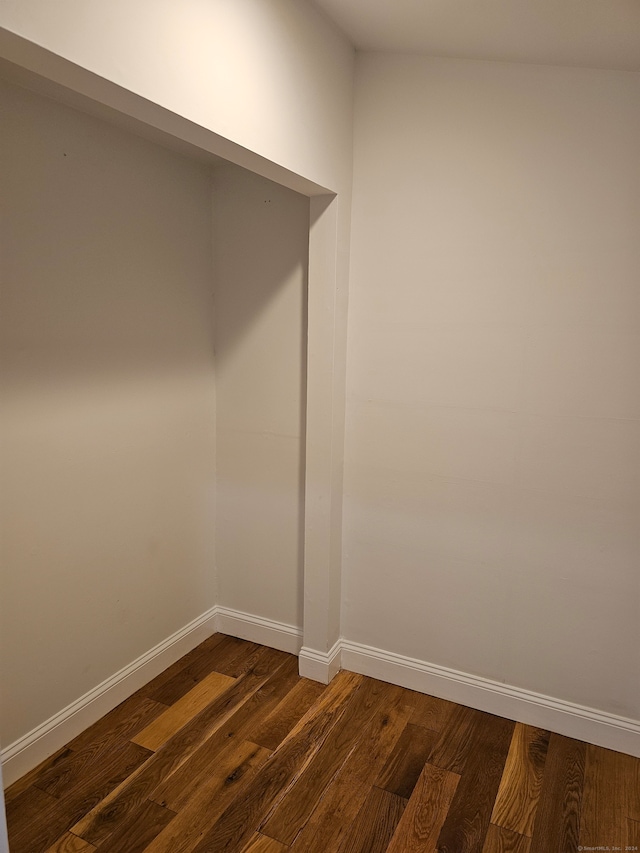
[0,1,639,851]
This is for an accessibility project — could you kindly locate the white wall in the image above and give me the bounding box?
[0,0,354,678]
[344,55,640,720]
[214,165,309,630]
[0,0,355,777]
[0,0,354,195]
[0,79,216,746]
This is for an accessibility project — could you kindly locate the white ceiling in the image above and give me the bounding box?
[312,0,640,71]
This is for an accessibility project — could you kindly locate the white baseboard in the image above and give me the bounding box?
[299,640,342,684]
[0,604,302,788]
[341,639,640,758]
[5,614,638,791]
[215,606,302,655]
[1,607,218,787]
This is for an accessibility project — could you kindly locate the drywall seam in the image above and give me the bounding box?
[0,606,218,786]
[341,639,640,757]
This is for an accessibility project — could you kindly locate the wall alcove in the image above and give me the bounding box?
[0,36,347,791]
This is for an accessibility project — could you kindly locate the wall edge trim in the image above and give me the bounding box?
[299,639,342,684]
[1,606,218,787]
[215,606,302,655]
[340,639,640,757]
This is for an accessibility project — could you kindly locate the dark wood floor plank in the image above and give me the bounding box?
[5,747,74,805]
[146,634,248,705]
[8,636,638,853]
[580,744,630,849]
[8,741,152,853]
[33,745,108,800]
[71,647,280,846]
[143,741,271,853]
[491,723,550,837]
[96,799,176,853]
[386,762,460,853]
[429,704,491,775]
[623,752,640,820]
[7,785,59,844]
[261,676,395,845]
[190,638,263,679]
[150,654,301,812]
[338,786,407,853]
[190,670,363,853]
[288,685,416,853]
[250,677,326,751]
[44,832,97,852]
[132,670,236,751]
[33,701,165,799]
[375,722,438,799]
[482,824,531,853]
[627,818,640,848]
[436,712,515,853]
[409,693,457,733]
[529,733,586,853]
[211,640,289,680]
[66,695,168,753]
[24,698,164,802]
[137,632,227,701]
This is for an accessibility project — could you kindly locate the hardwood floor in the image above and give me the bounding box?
[5,635,640,853]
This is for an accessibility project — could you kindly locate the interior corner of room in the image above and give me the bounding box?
[1,0,639,808]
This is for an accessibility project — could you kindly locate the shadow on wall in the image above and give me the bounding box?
[0,78,218,748]
[213,164,310,630]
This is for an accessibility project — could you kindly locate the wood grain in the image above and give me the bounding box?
[44,832,97,853]
[529,733,585,853]
[142,741,271,853]
[5,748,74,806]
[190,670,363,853]
[482,824,531,853]
[627,818,640,849]
[66,695,169,753]
[33,698,165,799]
[429,704,490,775]
[624,750,640,820]
[409,693,457,733]
[376,721,437,799]
[8,633,640,853]
[149,654,301,812]
[132,670,236,751]
[491,723,550,837]
[203,639,280,679]
[72,649,279,845]
[436,712,514,853]
[99,800,176,853]
[260,677,393,845]
[143,633,232,706]
[6,786,60,853]
[580,744,638,849]
[386,762,460,853]
[338,786,407,853]
[8,741,152,853]
[250,677,326,751]
[288,687,416,853]
[241,834,289,853]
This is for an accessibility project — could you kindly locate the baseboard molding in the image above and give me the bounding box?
[215,606,302,655]
[341,639,640,758]
[1,606,218,787]
[299,640,342,684]
[5,614,638,791]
